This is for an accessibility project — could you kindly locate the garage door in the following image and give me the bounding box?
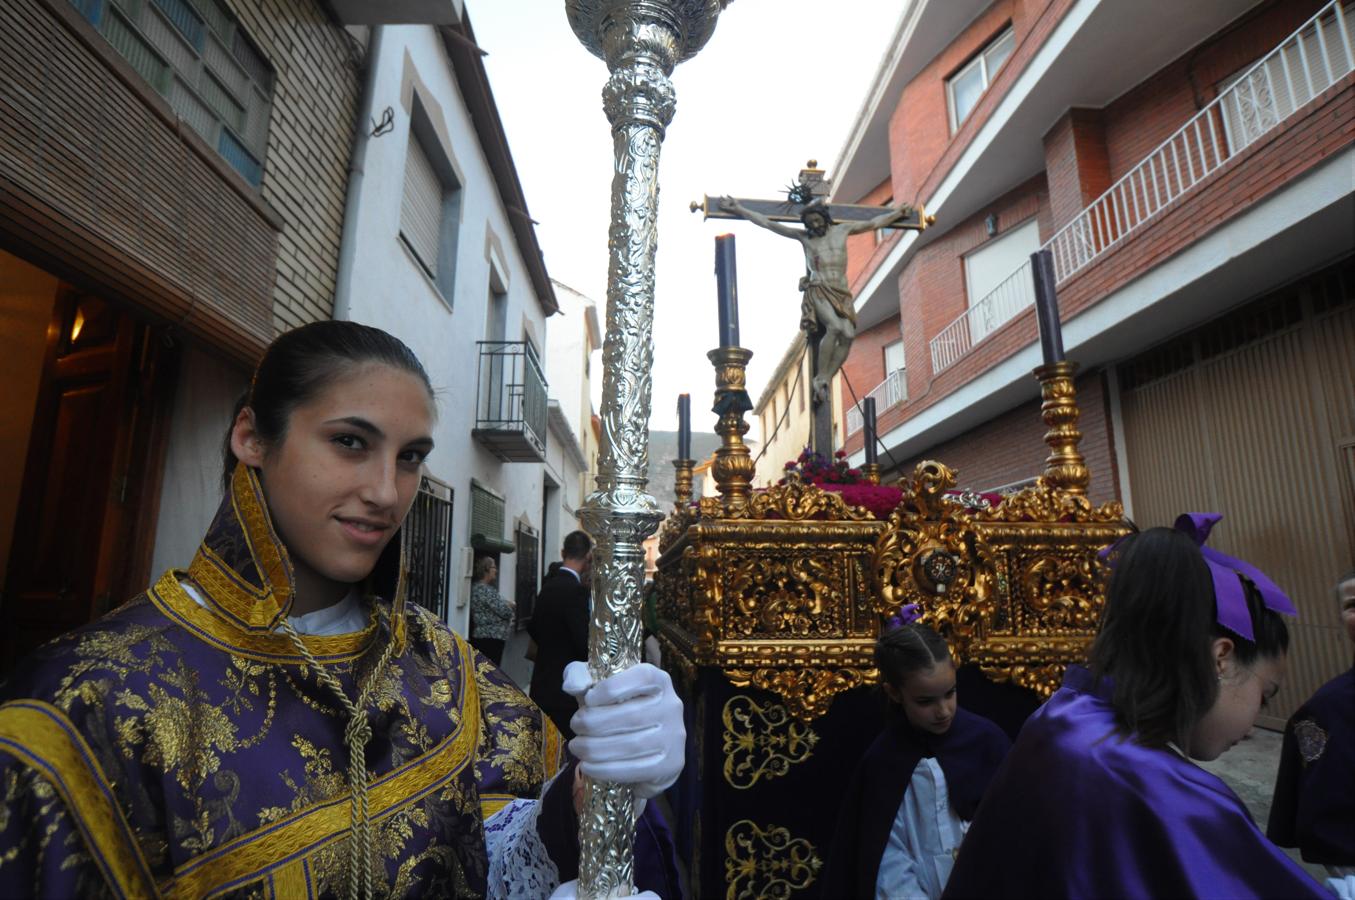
[1118,260,1354,726]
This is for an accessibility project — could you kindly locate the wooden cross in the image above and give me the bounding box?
[690,161,934,230]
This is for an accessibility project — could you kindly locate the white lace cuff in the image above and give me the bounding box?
[485,794,562,899]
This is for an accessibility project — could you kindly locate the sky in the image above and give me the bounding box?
[469,0,905,437]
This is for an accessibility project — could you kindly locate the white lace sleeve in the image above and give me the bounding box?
[485,796,562,899]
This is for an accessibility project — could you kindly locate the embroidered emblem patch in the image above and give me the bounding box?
[1293,718,1328,766]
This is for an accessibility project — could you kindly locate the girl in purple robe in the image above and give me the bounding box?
[944,522,1329,900]
[822,616,1011,899]
[0,322,684,899]
[1268,568,1355,884]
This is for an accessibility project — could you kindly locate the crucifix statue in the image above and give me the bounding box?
[695,161,932,453]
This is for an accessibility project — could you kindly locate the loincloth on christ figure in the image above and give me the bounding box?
[799,276,857,334]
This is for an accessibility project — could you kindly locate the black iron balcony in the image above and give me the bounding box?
[473,340,548,462]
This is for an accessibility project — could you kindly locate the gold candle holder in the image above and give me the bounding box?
[861,463,882,485]
[707,346,755,515]
[673,458,696,508]
[1034,360,1089,495]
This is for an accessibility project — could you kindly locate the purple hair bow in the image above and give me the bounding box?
[886,603,921,630]
[1173,513,1296,640]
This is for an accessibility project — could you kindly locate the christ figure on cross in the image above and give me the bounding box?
[720,196,914,404]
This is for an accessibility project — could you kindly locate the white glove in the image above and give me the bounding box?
[548,880,659,900]
[562,661,685,798]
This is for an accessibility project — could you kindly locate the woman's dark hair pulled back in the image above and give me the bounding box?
[1089,526,1289,748]
[876,622,951,691]
[221,321,433,491]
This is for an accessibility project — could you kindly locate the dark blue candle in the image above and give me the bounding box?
[716,234,739,348]
[1032,249,1064,366]
[677,393,692,459]
[862,397,878,465]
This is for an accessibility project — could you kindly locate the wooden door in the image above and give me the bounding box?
[2,291,167,668]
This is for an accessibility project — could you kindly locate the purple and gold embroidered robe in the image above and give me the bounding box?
[0,466,567,898]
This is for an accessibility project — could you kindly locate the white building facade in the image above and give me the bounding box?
[333,16,561,637]
[543,280,602,562]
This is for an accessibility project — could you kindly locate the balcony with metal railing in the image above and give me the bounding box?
[472,340,549,462]
[929,0,1354,374]
[845,368,908,437]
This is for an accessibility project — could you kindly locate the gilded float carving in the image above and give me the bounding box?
[742,472,872,522]
[721,696,818,789]
[980,485,1125,524]
[1019,554,1101,630]
[724,819,822,900]
[726,554,842,638]
[725,665,873,722]
[873,462,999,653]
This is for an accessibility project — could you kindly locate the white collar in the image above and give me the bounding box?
[180,579,367,636]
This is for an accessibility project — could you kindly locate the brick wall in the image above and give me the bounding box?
[849,0,1352,448]
[840,175,1048,455]
[225,0,362,333]
[0,0,282,363]
[1100,0,1325,185]
[844,177,898,287]
[887,0,1076,205]
[0,0,361,356]
[891,368,1119,505]
[1042,108,1111,232]
[839,316,902,443]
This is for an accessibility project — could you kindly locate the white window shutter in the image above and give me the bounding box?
[402,136,443,276]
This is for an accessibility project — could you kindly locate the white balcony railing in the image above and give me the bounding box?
[846,368,908,437]
[929,0,1354,373]
[930,259,1035,375]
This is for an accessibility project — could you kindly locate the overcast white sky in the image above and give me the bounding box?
[469,1,905,436]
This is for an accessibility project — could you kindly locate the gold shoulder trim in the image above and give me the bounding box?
[542,717,566,780]
[479,793,516,820]
[166,634,482,897]
[185,465,295,633]
[0,700,161,899]
[149,570,377,664]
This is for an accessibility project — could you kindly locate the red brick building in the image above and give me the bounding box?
[833,0,1354,721]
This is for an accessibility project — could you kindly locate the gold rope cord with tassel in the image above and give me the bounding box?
[280,600,397,900]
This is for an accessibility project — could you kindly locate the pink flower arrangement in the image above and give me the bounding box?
[775,447,904,518]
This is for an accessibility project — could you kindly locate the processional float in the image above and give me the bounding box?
[651,246,1128,895]
[565,2,1128,897]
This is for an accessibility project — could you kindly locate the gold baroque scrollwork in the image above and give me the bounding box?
[726,666,872,722]
[1021,554,1100,629]
[721,695,819,789]
[979,663,1067,698]
[726,554,842,639]
[980,484,1124,524]
[743,472,872,522]
[872,462,998,654]
[725,819,822,900]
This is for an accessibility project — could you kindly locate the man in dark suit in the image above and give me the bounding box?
[528,530,592,737]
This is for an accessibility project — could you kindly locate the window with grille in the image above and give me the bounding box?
[514,523,539,630]
[71,0,273,186]
[947,27,1014,132]
[406,476,454,621]
[469,481,505,544]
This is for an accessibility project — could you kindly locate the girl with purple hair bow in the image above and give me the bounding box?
[945,515,1335,899]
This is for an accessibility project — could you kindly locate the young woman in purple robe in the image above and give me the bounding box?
[821,614,1011,899]
[0,322,684,899]
[1268,568,1355,887]
[943,519,1331,900]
